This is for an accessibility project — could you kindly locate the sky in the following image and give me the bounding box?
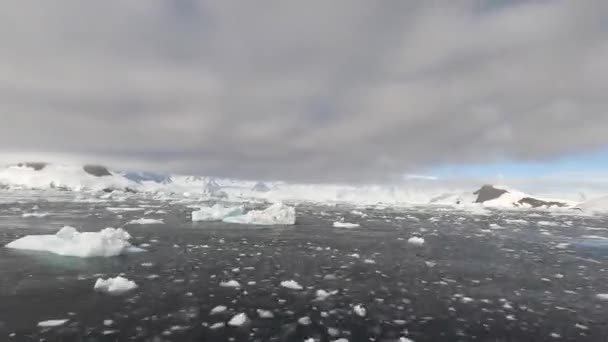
[1,1,608,183]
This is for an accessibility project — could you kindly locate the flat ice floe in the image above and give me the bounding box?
[222,202,296,225]
[191,204,244,221]
[333,221,360,228]
[94,276,138,295]
[6,226,144,257]
[128,218,164,225]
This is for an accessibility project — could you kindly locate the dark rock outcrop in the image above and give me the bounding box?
[83,165,112,177]
[517,197,568,208]
[17,162,48,171]
[473,185,508,203]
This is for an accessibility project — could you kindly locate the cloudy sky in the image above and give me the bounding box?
[1,1,608,182]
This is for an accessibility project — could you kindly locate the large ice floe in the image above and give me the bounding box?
[222,202,296,225]
[191,204,245,221]
[94,276,138,295]
[5,226,144,257]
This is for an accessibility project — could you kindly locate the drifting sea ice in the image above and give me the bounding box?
[94,276,138,295]
[5,226,144,257]
[191,204,245,221]
[228,313,249,327]
[223,202,296,225]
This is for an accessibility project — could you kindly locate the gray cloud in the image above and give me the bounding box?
[1,0,607,182]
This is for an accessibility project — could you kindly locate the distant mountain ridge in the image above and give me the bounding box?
[0,162,603,212]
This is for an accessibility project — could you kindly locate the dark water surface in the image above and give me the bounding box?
[0,194,607,341]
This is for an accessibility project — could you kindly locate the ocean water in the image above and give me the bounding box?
[0,195,607,341]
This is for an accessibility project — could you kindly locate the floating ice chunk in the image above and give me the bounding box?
[37,319,69,328]
[22,212,50,218]
[223,203,296,225]
[489,224,504,230]
[280,280,303,290]
[257,309,274,318]
[210,305,228,315]
[333,221,360,228]
[333,339,349,342]
[228,313,249,327]
[596,293,608,301]
[399,338,414,342]
[94,276,138,295]
[220,280,241,288]
[6,226,144,257]
[353,304,366,317]
[192,204,245,222]
[128,218,164,225]
[407,236,425,246]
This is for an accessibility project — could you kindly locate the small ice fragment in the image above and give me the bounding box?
[257,309,274,318]
[333,221,360,228]
[298,316,312,325]
[407,236,425,246]
[210,305,228,315]
[94,276,138,295]
[128,218,164,225]
[280,280,303,290]
[209,322,225,329]
[37,319,69,328]
[353,304,366,317]
[219,280,241,288]
[228,313,249,327]
[596,293,608,300]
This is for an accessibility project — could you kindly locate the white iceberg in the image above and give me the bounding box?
[191,204,244,221]
[333,221,360,228]
[223,203,296,225]
[128,218,164,225]
[94,276,138,295]
[6,226,144,257]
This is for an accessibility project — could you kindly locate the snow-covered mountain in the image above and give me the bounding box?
[0,163,136,192]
